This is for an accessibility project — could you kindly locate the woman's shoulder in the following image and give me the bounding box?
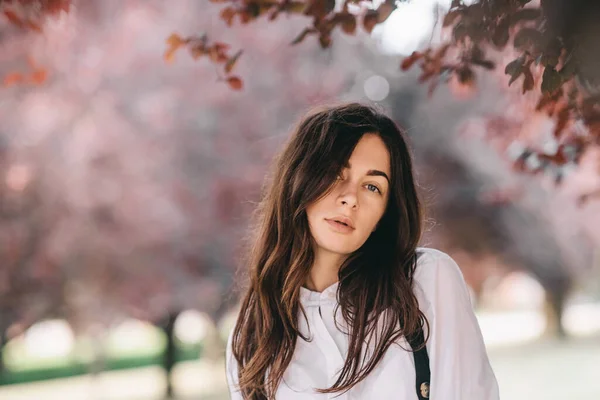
[414,247,461,277]
[412,247,471,307]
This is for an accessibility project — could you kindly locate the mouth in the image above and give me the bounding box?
[325,218,355,233]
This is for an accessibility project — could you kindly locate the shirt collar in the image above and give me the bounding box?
[299,281,339,307]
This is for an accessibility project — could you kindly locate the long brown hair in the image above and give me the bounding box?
[231,102,428,399]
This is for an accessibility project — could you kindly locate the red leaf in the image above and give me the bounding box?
[363,10,378,34]
[535,93,555,111]
[164,33,186,63]
[418,69,435,83]
[226,76,243,90]
[281,1,306,13]
[213,42,230,52]
[239,10,252,24]
[377,2,395,23]
[29,69,48,85]
[3,10,24,28]
[42,0,71,14]
[208,46,224,63]
[554,107,570,138]
[427,80,439,98]
[335,13,356,35]
[190,45,206,59]
[220,7,237,26]
[434,43,450,59]
[224,50,243,74]
[303,0,335,18]
[3,72,24,86]
[319,33,332,49]
[291,27,317,45]
[522,68,534,93]
[25,20,43,32]
[187,35,208,59]
[269,9,280,20]
[401,51,423,71]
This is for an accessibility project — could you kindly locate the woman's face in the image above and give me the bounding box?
[306,133,391,258]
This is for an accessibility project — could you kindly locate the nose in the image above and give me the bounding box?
[338,184,358,209]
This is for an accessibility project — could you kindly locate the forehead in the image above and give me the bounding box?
[346,134,390,174]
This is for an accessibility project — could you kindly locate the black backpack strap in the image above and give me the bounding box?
[407,327,430,399]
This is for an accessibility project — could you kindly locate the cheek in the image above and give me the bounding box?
[306,192,334,218]
[362,197,387,226]
[305,202,320,223]
[305,201,327,232]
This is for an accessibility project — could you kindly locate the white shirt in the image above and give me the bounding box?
[226,247,500,399]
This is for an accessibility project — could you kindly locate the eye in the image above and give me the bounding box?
[366,183,381,194]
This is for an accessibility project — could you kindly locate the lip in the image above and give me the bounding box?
[326,215,355,229]
[325,219,355,233]
[325,217,355,234]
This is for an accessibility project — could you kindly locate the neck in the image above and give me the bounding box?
[305,249,347,292]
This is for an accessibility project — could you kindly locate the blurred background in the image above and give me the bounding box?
[0,0,599,399]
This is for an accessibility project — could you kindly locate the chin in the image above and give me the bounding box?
[323,246,354,255]
[318,239,360,255]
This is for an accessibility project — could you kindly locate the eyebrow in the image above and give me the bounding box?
[343,162,390,184]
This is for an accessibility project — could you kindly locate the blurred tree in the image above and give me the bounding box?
[3,1,600,188]
[0,0,597,379]
[386,84,594,338]
[0,147,70,378]
[189,0,600,210]
[0,0,361,393]
[154,0,600,189]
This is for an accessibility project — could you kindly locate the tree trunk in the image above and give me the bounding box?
[544,288,568,340]
[0,328,7,381]
[162,311,179,399]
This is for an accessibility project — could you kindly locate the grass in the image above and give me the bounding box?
[0,326,204,386]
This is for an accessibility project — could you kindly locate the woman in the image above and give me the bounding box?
[225,103,500,399]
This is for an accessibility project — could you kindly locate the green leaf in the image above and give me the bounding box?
[505,56,525,75]
[282,1,306,13]
[513,28,543,51]
[508,69,523,86]
[470,45,494,69]
[443,10,461,27]
[224,49,243,74]
[510,8,542,24]
[492,16,510,48]
[541,66,563,94]
[457,66,474,84]
[559,55,578,80]
[452,22,468,42]
[472,59,495,70]
[540,53,559,68]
